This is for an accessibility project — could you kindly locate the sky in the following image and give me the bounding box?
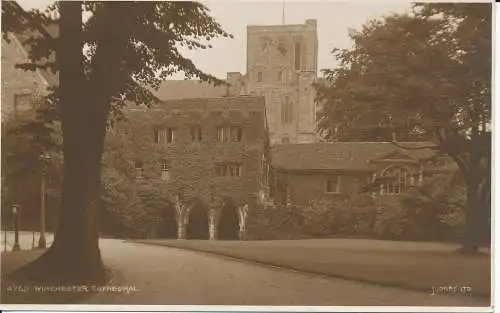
[16,0,412,79]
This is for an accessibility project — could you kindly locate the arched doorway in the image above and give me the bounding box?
[157,202,177,239]
[186,201,209,239]
[218,201,240,240]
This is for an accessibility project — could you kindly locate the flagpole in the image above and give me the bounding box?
[282,0,285,24]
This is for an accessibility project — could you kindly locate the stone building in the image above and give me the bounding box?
[109,96,272,240]
[150,19,320,145]
[1,27,57,122]
[1,19,59,231]
[271,142,456,206]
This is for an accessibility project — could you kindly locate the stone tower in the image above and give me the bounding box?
[243,19,319,145]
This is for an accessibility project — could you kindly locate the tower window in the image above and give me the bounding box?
[257,71,263,83]
[281,96,293,124]
[277,71,282,82]
[278,42,287,56]
[294,42,301,70]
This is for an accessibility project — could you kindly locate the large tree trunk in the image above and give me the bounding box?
[461,183,480,253]
[12,1,107,285]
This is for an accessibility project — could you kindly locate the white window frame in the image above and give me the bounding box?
[380,165,413,195]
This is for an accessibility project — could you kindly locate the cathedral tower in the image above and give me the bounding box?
[244,19,319,144]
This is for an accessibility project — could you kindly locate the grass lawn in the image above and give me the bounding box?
[135,238,491,299]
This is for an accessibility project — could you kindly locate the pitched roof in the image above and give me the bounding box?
[127,95,267,117]
[271,142,447,171]
[151,80,228,101]
[5,2,59,87]
[15,27,58,87]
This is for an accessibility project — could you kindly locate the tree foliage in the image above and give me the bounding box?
[1,109,63,231]
[2,0,233,284]
[316,3,491,252]
[399,171,466,240]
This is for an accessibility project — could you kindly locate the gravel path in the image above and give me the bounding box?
[84,239,490,306]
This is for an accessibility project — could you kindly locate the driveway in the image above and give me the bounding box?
[84,239,489,306]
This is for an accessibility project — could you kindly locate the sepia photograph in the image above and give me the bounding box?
[0,0,493,309]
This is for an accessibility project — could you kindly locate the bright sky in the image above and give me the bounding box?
[17,0,412,79]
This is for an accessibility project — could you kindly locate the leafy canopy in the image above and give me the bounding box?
[2,1,234,125]
[316,3,491,149]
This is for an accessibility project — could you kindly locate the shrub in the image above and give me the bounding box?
[397,171,467,242]
[372,197,412,239]
[302,194,376,237]
[301,199,337,236]
[246,203,306,240]
[439,206,466,241]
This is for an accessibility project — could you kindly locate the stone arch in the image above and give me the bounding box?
[217,198,240,240]
[157,199,177,239]
[186,199,209,240]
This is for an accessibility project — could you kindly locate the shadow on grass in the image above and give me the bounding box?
[1,250,111,304]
